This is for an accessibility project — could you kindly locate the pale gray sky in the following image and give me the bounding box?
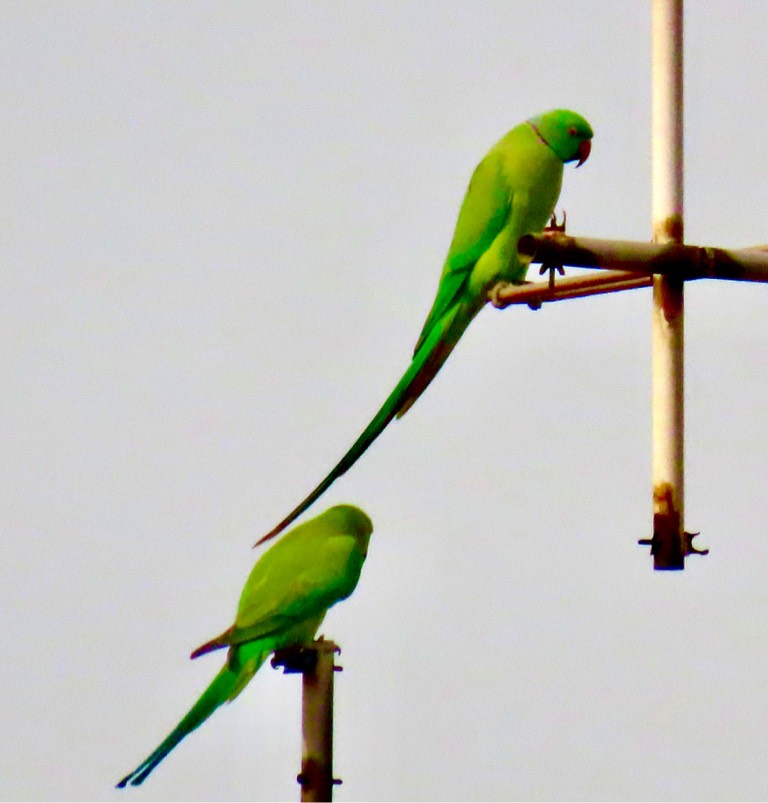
[2,2,768,800]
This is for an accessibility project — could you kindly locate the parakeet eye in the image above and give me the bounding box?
[568,126,578,136]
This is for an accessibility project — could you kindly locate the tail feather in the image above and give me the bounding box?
[258,299,481,546]
[190,626,234,660]
[395,310,474,419]
[117,646,267,787]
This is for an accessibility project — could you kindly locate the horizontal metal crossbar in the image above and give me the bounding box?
[517,233,768,283]
[492,270,651,308]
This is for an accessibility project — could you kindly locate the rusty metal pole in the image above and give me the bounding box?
[651,0,686,569]
[299,641,338,802]
[271,640,341,802]
[514,234,768,282]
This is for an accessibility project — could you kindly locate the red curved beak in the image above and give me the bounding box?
[576,139,592,168]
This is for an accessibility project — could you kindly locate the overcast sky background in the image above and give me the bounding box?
[3,2,768,800]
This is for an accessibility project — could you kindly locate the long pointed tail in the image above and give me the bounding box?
[116,647,266,787]
[258,299,481,546]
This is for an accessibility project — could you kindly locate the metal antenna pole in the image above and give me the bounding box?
[651,0,686,569]
[272,640,341,802]
[299,641,338,802]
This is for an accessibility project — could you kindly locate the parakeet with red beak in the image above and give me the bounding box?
[259,109,593,546]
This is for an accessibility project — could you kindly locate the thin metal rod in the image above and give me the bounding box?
[652,0,685,569]
[516,234,768,282]
[300,641,338,802]
[493,270,651,308]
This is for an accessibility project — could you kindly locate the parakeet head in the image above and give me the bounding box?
[528,109,593,167]
[324,504,373,553]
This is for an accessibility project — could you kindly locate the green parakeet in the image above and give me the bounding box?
[117,504,373,787]
[259,109,593,546]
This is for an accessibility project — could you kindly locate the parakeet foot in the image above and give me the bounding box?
[271,645,319,674]
[538,211,567,290]
[490,280,529,308]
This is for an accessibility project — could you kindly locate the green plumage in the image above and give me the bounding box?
[259,109,594,545]
[117,505,373,787]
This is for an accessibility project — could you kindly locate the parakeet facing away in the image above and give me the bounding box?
[258,109,593,546]
[117,504,373,787]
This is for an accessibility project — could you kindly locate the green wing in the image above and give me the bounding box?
[413,148,510,354]
[197,512,366,656]
[233,533,362,641]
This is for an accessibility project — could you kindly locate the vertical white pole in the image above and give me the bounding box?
[651,0,685,569]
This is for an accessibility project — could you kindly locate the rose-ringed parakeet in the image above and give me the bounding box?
[117,504,373,787]
[259,109,593,546]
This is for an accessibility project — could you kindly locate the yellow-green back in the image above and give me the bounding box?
[234,505,372,639]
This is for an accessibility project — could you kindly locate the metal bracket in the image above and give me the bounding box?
[272,645,319,675]
[638,527,709,566]
[271,640,341,675]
